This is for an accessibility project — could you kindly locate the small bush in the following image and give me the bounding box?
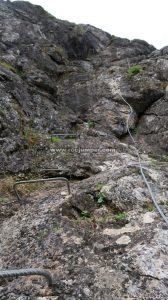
[0,197,9,204]
[23,128,41,145]
[96,192,106,205]
[114,212,127,221]
[73,25,85,36]
[86,119,95,128]
[51,136,62,142]
[80,210,91,219]
[127,65,141,79]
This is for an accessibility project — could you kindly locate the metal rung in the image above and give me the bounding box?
[13,177,71,203]
[0,268,54,287]
[51,134,76,136]
[50,133,77,141]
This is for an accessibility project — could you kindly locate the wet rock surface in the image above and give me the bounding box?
[0,1,168,299]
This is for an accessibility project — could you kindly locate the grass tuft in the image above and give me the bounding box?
[127,65,141,79]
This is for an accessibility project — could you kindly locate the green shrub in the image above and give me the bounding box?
[127,65,141,79]
[23,128,41,145]
[0,197,9,204]
[86,119,95,128]
[114,212,127,221]
[80,210,90,219]
[96,192,106,205]
[51,136,62,142]
[73,25,85,36]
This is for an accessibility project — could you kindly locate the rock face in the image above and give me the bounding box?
[0,0,167,175]
[0,1,168,300]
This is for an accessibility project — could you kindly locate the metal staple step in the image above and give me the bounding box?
[13,177,71,203]
[0,268,54,287]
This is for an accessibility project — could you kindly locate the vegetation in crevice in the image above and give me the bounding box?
[0,60,22,75]
[143,202,156,212]
[126,64,141,79]
[96,191,106,205]
[80,210,91,219]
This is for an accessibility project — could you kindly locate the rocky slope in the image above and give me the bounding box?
[0,1,168,299]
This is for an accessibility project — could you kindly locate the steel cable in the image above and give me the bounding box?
[119,92,168,226]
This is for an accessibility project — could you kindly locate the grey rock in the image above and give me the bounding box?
[0,1,168,300]
[0,0,165,174]
[134,97,168,154]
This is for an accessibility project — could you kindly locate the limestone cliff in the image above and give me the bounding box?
[0,1,168,299]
